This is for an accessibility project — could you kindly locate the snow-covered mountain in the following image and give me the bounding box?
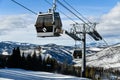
[0,41,106,64]
[0,41,74,64]
[75,43,120,69]
[0,41,38,54]
[2,41,120,68]
[87,43,120,68]
[86,42,107,48]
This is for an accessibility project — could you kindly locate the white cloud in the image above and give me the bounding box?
[97,2,120,37]
[0,14,35,35]
[97,2,120,43]
[0,14,75,46]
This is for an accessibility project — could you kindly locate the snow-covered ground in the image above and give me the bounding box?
[0,68,90,80]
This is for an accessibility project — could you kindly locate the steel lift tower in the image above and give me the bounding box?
[66,23,102,77]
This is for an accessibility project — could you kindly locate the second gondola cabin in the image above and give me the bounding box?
[73,49,82,59]
[35,10,62,37]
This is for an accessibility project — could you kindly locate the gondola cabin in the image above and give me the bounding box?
[35,10,62,37]
[73,49,82,59]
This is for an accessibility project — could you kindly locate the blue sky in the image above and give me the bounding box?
[0,0,120,46]
[0,0,118,15]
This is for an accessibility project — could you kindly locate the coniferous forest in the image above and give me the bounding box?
[0,47,120,79]
[0,47,81,76]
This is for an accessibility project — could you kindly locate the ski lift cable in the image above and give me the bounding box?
[58,9,78,24]
[63,0,115,54]
[57,0,92,28]
[11,0,37,15]
[57,0,113,68]
[63,0,92,24]
[57,0,114,53]
[44,0,78,24]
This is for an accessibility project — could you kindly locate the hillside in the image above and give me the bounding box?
[2,41,120,69]
[0,41,74,64]
[75,43,120,69]
[0,41,107,65]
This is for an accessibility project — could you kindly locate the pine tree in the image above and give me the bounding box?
[7,47,21,68]
[15,47,22,68]
[31,51,38,70]
[7,48,15,68]
[45,56,52,71]
[42,58,47,71]
[21,52,26,69]
[26,54,32,70]
[37,54,42,70]
[51,58,58,72]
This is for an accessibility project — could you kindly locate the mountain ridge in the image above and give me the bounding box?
[1,41,120,67]
[0,41,74,64]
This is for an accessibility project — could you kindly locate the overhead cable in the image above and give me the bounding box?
[57,0,113,68]
[57,0,92,28]
[11,0,37,15]
[45,0,78,23]
[63,0,92,24]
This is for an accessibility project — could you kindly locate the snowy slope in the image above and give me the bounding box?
[43,45,73,64]
[0,69,89,80]
[75,43,120,69]
[87,44,120,68]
